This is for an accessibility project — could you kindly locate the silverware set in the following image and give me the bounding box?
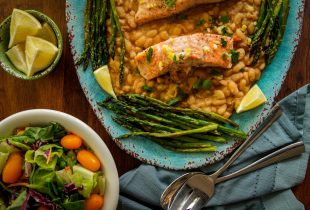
[160,105,305,210]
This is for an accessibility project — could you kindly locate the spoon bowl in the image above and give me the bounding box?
[160,172,203,210]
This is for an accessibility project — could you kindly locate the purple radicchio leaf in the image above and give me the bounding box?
[10,188,17,201]
[31,140,42,150]
[63,183,83,195]
[21,189,59,210]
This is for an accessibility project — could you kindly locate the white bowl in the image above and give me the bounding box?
[0,109,119,210]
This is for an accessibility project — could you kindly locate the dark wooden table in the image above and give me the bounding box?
[0,0,309,208]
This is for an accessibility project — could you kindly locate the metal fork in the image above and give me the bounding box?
[169,141,305,210]
[160,104,282,209]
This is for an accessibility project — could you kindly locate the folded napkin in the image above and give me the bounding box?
[118,84,310,210]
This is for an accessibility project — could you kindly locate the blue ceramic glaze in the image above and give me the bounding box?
[66,0,304,170]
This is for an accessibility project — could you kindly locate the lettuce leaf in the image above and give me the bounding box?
[26,144,63,169]
[57,150,77,169]
[7,189,27,210]
[94,175,106,195]
[0,142,15,175]
[23,122,67,142]
[2,135,35,144]
[0,197,5,210]
[29,168,55,191]
[7,140,31,151]
[28,168,62,199]
[0,142,16,153]
[25,150,35,163]
[62,200,84,210]
[0,152,9,175]
[56,165,98,198]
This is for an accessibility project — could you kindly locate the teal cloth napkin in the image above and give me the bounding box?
[118,84,310,210]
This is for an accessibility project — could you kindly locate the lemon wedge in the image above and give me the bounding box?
[236,84,267,114]
[9,9,42,48]
[94,65,117,99]
[37,22,57,46]
[25,36,59,76]
[5,43,27,73]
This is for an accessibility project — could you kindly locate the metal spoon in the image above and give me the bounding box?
[168,141,305,210]
[161,105,282,209]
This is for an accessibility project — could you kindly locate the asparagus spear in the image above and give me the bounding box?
[123,94,238,127]
[251,0,290,64]
[112,117,143,132]
[267,0,290,63]
[76,0,92,68]
[101,96,245,139]
[160,145,217,153]
[93,0,101,69]
[77,0,110,69]
[98,0,109,65]
[110,0,125,85]
[256,0,267,29]
[109,9,117,60]
[89,0,96,68]
[261,0,283,48]
[152,139,213,148]
[117,115,226,143]
[118,125,218,139]
[100,95,245,152]
[99,99,228,142]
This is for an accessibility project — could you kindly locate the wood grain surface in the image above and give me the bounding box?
[0,0,309,208]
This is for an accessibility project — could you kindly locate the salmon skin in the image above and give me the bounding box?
[135,33,234,80]
[135,0,226,25]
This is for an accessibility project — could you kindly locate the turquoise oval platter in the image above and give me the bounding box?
[66,0,305,170]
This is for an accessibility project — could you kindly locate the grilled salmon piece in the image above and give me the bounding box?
[135,0,225,25]
[135,33,234,80]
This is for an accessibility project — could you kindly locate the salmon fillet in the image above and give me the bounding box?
[135,33,234,80]
[135,0,226,25]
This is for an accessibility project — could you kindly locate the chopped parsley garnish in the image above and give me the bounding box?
[195,18,206,28]
[219,16,230,23]
[164,0,177,8]
[202,80,212,90]
[230,50,240,64]
[173,54,178,63]
[208,16,216,28]
[143,85,154,93]
[222,53,228,60]
[192,79,203,91]
[167,87,188,106]
[146,47,153,63]
[172,13,188,20]
[210,69,223,76]
[221,27,233,37]
[179,53,185,60]
[221,38,227,47]
[240,68,245,72]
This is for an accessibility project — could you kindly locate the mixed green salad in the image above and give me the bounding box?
[0,122,105,210]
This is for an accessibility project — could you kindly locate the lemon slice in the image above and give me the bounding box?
[36,22,57,46]
[94,65,117,99]
[9,9,42,48]
[5,43,27,73]
[236,84,267,114]
[25,36,59,76]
